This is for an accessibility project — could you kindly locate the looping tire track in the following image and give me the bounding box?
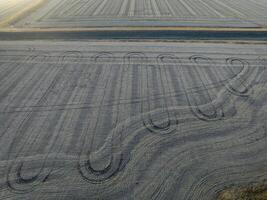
[130,52,179,134]
[225,57,258,97]
[6,53,53,194]
[2,47,265,199]
[6,51,83,193]
[77,53,263,184]
[78,52,125,184]
[188,55,225,121]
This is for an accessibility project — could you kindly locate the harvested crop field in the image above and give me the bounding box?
[0,41,267,200]
[13,0,267,28]
[0,0,34,20]
[0,0,41,27]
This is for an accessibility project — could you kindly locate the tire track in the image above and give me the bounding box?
[0,53,59,141]
[78,52,125,184]
[0,43,266,199]
[0,54,48,103]
[188,55,225,121]
[141,54,178,134]
[225,57,258,97]
[6,51,83,193]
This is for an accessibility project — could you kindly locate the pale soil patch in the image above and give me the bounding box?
[0,0,47,28]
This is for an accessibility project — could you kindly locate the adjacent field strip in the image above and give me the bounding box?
[0,0,47,28]
[11,0,266,28]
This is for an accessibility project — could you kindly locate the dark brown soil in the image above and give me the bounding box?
[218,184,267,200]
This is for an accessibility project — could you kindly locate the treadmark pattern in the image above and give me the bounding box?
[0,41,267,200]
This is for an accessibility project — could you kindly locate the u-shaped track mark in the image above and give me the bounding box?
[142,53,179,134]
[76,52,262,184]
[78,52,124,184]
[7,51,83,193]
[188,55,225,121]
[225,57,257,97]
[126,52,178,134]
